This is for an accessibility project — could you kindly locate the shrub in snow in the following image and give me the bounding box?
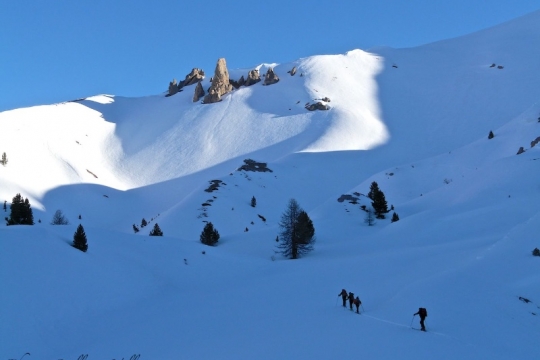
[149,223,163,236]
[200,222,220,246]
[391,212,400,223]
[532,248,540,257]
[277,199,315,259]
[50,209,69,225]
[73,224,88,252]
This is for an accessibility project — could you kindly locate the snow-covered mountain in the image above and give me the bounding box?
[1,10,540,359]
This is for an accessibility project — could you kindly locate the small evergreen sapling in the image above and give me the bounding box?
[133,224,140,233]
[0,152,7,166]
[532,248,540,257]
[73,224,88,252]
[149,223,163,236]
[391,212,400,223]
[141,218,147,228]
[251,196,257,208]
[200,222,220,246]
[488,130,494,139]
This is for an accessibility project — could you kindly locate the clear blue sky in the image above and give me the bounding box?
[1,0,539,112]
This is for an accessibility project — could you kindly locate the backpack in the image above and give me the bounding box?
[419,308,427,317]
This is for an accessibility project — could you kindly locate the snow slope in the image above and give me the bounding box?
[1,10,540,360]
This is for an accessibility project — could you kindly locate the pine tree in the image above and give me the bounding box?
[133,224,140,233]
[368,182,388,219]
[277,199,315,259]
[7,194,34,225]
[73,224,88,252]
[0,152,7,166]
[251,196,257,208]
[200,222,220,246]
[368,181,380,200]
[141,218,147,228]
[3,200,6,212]
[488,130,494,139]
[391,212,400,223]
[149,223,163,236]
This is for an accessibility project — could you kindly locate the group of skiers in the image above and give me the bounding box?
[339,288,428,331]
[338,289,362,314]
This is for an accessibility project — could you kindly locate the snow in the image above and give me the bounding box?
[1,10,540,359]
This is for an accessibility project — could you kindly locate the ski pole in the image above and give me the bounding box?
[410,315,416,327]
[361,304,365,312]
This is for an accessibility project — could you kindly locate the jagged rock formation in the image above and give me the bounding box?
[264,68,279,85]
[203,58,233,104]
[244,69,261,86]
[230,76,245,89]
[288,66,297,76]
[180,68,205,88]
[167,79,179,96]
[517,146,525,155]
[531,136,540,148]
[305,102,330,111]
[193,82,205,102]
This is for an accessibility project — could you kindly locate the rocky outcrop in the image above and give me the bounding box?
[244,69,261,86]
[517,147,525,155]
[230,75,245,89]
[180,68,205,88]
[288,66,297,76]
[264,68,279,85]
[305,102,330,111]
[193,82,205,102]
[167,79,179,96]
[203,58,233,104]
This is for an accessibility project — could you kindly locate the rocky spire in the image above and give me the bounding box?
[203,58,233,104]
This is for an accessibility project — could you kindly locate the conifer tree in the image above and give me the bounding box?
[149,223,163,236]
[133,224,140,233]
[391,212,400,223]
[73,224,88,252]
[141,218,147,228]
[0,152,7,166]
[368,181,380,200]
[368,182,388,218]
[7,193,34,225]
[200,222,220,246]
[488,130,494,139]
[277,199,315,259]
[251,196,257,208]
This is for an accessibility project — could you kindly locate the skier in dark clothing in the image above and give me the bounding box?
[338,289,348,307]
[353,296,361,314]
[414,308,428,331]
[348,292,355,310]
